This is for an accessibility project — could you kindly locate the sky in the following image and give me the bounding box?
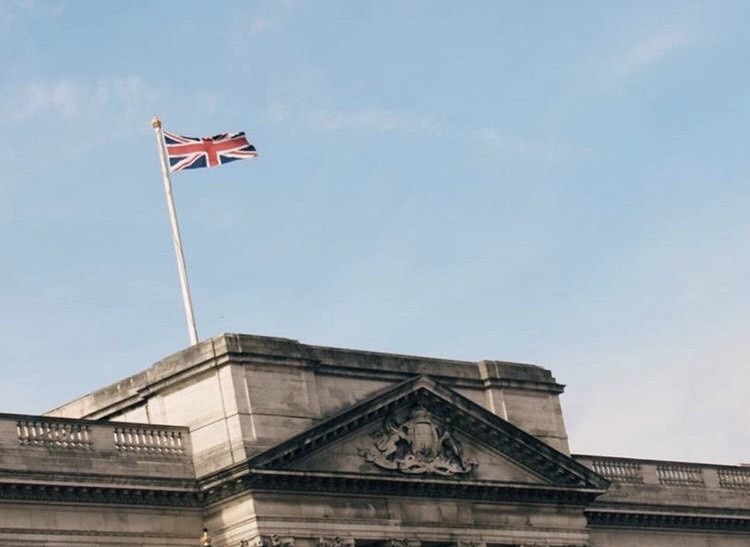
[1,0,749,465]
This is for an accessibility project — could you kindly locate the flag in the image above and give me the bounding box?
[163,130,257,172]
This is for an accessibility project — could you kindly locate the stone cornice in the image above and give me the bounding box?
[8,464,750,527]
[307,364,564,394]
[590,501,750,518]
[200,468,604,508]
[586,509,750,532]
[0,480,202,507]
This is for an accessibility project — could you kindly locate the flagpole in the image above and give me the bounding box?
[151,116,199,346]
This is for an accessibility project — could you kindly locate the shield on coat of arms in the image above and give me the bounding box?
[407,408,440,462]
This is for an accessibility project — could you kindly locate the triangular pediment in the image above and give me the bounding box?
[247,376,608,494]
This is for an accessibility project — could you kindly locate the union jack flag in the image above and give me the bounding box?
[163,130,257,172]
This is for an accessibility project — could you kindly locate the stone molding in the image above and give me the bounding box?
[214,470,600,506]
[0,481,200,507]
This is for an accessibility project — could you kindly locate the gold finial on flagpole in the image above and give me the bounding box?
[151,115,162,129]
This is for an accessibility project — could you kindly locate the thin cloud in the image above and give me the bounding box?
[11,80,84,120]
[607,29,694,81]
[307,108,441,134]
[477,127,587,162]
[267,100,442,135]
[5,0,63,16]
[5,77,161,123]
[249,14,271,34]
[0,76,220,169]
[268,99,290,124]
[2,76,221,130]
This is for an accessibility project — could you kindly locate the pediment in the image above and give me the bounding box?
[282,417,547,485]
[247,376,608,493]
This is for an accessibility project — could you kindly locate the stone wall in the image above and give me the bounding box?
[577,455,750,546]
[48,333,571,477]
[0,412,201,545]
[202,491,591,547]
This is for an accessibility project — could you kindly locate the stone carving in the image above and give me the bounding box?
[243,536,295,547]
[381,540,420,547]
[360,406,477,476]
[318,537,355,547]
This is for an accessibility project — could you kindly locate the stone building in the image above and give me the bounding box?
[0,333,748,546]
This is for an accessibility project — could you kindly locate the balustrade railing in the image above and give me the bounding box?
[590,458,643,484]
[17,419,91,449]
[656,463,705,486]
[113,426,185,455]
[718,467,750,489]
[1,413,191,465]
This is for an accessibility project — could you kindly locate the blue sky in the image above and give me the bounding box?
[2,0,749,464]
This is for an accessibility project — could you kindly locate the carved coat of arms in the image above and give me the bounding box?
[360,406,477,476]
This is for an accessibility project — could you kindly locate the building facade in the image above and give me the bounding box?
[0,333,747,546]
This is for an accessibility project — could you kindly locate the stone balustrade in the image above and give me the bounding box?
[588,457,643,484]
[718,467,750,489]
[113,425,186,455]
[17,418,92,449]
[576,454,750,490]
[0,412,194,480]
[656,462,705,486]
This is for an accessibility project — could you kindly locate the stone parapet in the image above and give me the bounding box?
[576,454,750,506]
[0,412,194,483]
[575,454,750,536]
[47,334,566,418]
